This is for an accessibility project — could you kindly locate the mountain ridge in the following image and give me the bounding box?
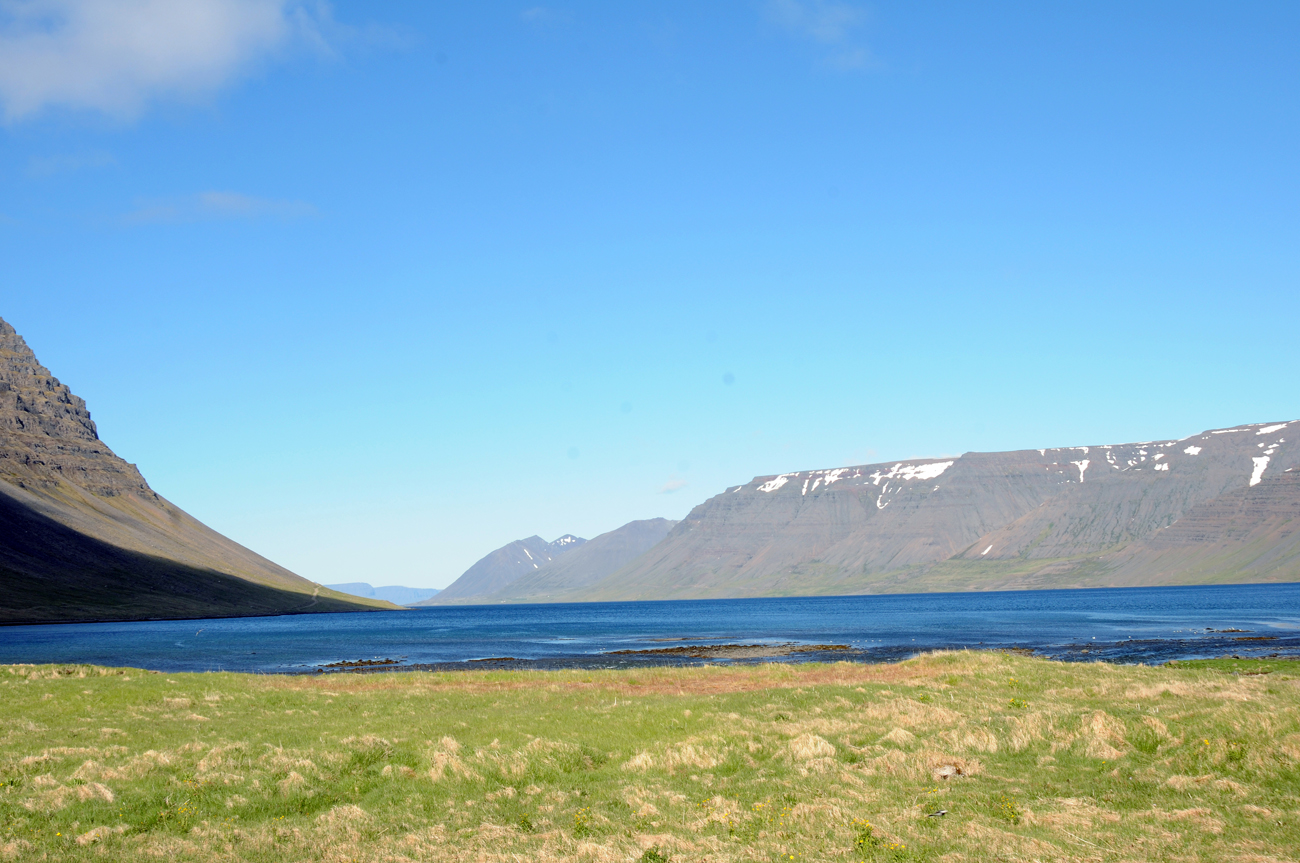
[425,518,678,605]
[541,421,1300,602]
[0,316,395,624]
[420,534,588,604]
[325,583,440,606]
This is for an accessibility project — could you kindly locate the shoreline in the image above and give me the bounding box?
[300,635,1300,675]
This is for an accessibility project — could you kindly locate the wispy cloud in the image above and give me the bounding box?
[121,190,317,224]
[659,478,688,494]
[0,0,368,121]
[520,6,571,27]
[26,149,115,177]
[764,0,873,70]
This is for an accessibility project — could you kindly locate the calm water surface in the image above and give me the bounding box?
[2,584,1298,673]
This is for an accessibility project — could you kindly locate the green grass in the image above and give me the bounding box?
[1,652,1297,862]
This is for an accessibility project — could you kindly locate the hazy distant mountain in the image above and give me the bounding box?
[0,316,394,624]
[489,519,677,602]
[565,421,1299,601]
[417,534,587,604]
[325,583,440,606]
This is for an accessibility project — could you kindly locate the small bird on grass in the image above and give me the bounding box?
[927,810,947,818]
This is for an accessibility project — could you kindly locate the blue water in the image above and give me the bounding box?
[2,583,1298,673]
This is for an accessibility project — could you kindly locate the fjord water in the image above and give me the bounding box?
[2,584,1298,673]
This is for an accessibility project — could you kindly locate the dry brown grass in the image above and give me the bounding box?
[1,652,1298,862]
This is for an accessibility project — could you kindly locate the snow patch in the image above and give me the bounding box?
[1154,463,1169,472]
[1072,460,1090,482]
[875,483,892,510]
[801,479,810,496]
[868,461,955,485]
[524,549,533,560]
[757,474,793,493]
[1212,428,1244,434]
[1184,446,1202,456]
[1250,456,1270,487]
[981,545,993,556]
[1258,423,1289,435]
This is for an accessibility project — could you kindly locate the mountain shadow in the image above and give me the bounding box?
[0,487,380,624]
[0,315,393,624]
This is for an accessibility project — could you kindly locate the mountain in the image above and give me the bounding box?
[484,518,678,602]
[1100,469,1300,586]
[0,316,395,624]
[325,583,440,605]
[417,534,587,604]
[565,421,1299,601]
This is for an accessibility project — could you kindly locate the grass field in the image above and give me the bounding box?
[1,652,1297,862]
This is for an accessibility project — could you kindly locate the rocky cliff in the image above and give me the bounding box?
[0,316,394,624]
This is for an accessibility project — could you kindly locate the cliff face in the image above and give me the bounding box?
[571,422,1300,601]
[0,319,153,500]
[0,316,393,624]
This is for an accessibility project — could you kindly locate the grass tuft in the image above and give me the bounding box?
[0,652,1296,861]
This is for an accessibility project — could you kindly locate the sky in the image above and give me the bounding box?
[1,1,1298,589]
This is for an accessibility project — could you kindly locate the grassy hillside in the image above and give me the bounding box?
[0,490,393,624]
[1,653,1297,862]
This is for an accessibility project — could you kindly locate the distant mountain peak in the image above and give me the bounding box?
[419,532,590,604]
[549,534,586,553]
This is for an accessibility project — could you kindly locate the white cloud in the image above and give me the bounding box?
[0,0,330,121]
[26,149,114,176]
[765,0,872,69]
[766,0,863,42]
[121,190,316,224]
[659,478,688,494]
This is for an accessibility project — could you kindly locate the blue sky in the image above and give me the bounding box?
[2,1,1298,588]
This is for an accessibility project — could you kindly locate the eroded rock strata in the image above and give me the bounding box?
[0,316,390,624]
